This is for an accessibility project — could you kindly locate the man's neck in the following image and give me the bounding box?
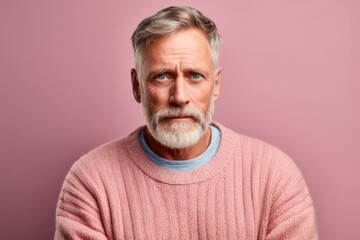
[143,127,212,160]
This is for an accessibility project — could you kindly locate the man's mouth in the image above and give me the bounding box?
[165,116,192,119]
[162,116,195,122]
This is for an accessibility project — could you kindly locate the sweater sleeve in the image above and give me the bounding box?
[265,154,318,240]
[54,161,108,240]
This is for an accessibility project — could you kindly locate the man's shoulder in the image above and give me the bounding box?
[216,122,298,171]
[58,126,146,198]
[218,122,306,197]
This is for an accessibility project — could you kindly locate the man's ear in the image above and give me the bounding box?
[213,67,222,101]
[131,68,141,103]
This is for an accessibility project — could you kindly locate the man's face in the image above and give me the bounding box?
[133,28,221,149]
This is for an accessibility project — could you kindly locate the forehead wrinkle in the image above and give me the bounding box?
[150,51,208,69]
[161,48,208,61]
[143,29,214,77]
[149,61,206,75]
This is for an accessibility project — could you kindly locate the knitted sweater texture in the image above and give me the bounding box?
[55,123,317,239]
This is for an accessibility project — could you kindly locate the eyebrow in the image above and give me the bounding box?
[146,69,171,80]
[147,67,208,79]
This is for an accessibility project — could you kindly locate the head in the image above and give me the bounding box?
[131,6,222,149]
[131,6,222,79]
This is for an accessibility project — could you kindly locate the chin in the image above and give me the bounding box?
[151,121,206,149]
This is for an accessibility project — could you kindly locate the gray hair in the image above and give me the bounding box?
[131,6,221,78]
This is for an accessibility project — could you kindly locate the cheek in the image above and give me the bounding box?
[146,87,170,110]
[193,84,214,105]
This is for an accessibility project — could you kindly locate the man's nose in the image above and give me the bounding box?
[169,78,190,107]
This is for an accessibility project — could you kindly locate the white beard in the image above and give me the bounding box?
[142,94,214,149]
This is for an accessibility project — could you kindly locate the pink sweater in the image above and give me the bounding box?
[55,123,317,239]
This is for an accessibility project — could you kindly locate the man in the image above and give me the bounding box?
[55,6,317,239]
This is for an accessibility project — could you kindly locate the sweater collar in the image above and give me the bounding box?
[125,122,235,185]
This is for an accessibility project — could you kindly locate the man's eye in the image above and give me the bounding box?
[191,73,202,80]
[156,74,167,80]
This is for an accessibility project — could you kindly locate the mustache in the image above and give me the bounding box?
[153,107,203,124]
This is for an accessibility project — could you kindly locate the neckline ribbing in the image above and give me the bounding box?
[125,122,235,185]
[139,125,221,172]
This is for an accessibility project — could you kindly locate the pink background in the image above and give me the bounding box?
[1,1,359,239]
